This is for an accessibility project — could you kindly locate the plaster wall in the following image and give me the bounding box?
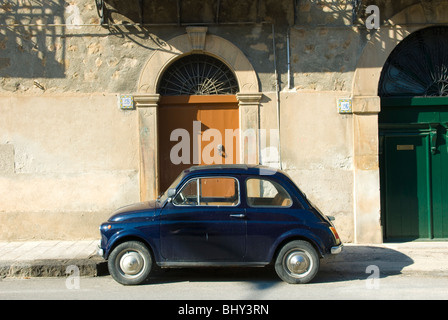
[259,91,355,241]
[0,94,140,239]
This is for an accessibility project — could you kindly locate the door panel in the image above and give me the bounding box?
[160,205,246,262]
[198,106,239,166]
[158,97,239,193]
[160,177,246,262]
[381,127,448,240]
[380,100,448,241]
[159,105,198,192]
[382,134,431,240]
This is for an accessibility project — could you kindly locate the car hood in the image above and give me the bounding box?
[108,200,159,222]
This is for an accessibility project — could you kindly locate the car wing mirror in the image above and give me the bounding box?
[167,188,176,200]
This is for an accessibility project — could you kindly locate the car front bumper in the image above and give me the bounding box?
[97,240,105,258]
[331,243,343,255]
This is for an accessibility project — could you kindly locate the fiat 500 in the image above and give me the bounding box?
[98,164,342,285]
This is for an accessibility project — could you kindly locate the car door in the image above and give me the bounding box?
[160,176,246,263]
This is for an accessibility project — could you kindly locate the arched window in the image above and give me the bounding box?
[158,54,239,96]
[379,26,448,97]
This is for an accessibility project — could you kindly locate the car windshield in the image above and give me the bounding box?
[157,172,185,204]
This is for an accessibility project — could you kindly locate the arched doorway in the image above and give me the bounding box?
[379,26,448,241]
[134,28,262,200]
[157,54,240,191]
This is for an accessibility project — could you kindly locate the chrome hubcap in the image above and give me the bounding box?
[284,250,313,278]
[119,251,144,276]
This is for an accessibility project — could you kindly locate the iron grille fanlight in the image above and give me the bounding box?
[158,54,239,96]
[379,26,448,97]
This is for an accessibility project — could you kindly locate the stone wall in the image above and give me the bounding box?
[1,0,446,241]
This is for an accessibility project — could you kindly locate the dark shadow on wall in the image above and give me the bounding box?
[0,0,435,90]
[0,0,66,79]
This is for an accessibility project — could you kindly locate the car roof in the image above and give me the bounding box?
[184,164,280,176]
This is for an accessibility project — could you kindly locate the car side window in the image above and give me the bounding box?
[173,177,239,206]
[199,177,239,206]
[173,178,198,206]
[246,178,292,208]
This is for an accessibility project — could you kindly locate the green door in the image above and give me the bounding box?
[380,98,448,241]
[382,133,431,240]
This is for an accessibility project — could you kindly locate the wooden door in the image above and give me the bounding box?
[158,96,239,192]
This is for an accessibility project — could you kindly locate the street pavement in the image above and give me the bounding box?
[0,240,447,279]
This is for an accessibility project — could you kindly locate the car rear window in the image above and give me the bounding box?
[246,178,292,207]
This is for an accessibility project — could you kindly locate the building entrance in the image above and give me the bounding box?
[379,27,448,240]
[157,54,240,192]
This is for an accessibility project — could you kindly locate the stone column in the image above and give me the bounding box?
[134,94,160,201]
[352,96,383,243]
[237,92,263,165]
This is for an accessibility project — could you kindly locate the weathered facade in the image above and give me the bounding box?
[1,0,447,242]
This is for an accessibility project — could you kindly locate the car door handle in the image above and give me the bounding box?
[230,214,246,219]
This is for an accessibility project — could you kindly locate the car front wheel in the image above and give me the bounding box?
[275,240,319,284]
[108,241,153,285]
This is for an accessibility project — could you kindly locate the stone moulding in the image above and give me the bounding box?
[186,26,208,52]
[137,28,259,95]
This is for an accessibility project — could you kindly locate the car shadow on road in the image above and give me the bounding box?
[97,245,414,285]
[145,266,280,285]
[316,245,414,283]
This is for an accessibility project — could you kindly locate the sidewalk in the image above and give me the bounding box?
[0,240,447,279]
[0,240,105,278]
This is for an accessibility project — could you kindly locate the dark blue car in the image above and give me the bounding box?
[99,164,342,285]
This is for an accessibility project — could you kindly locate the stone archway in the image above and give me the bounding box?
[378,26,448,241]
[351,2,448,243]
[134,27,261,200]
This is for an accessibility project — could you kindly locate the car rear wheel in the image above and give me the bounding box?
[108,241,153,285]
[275,240,319,284]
